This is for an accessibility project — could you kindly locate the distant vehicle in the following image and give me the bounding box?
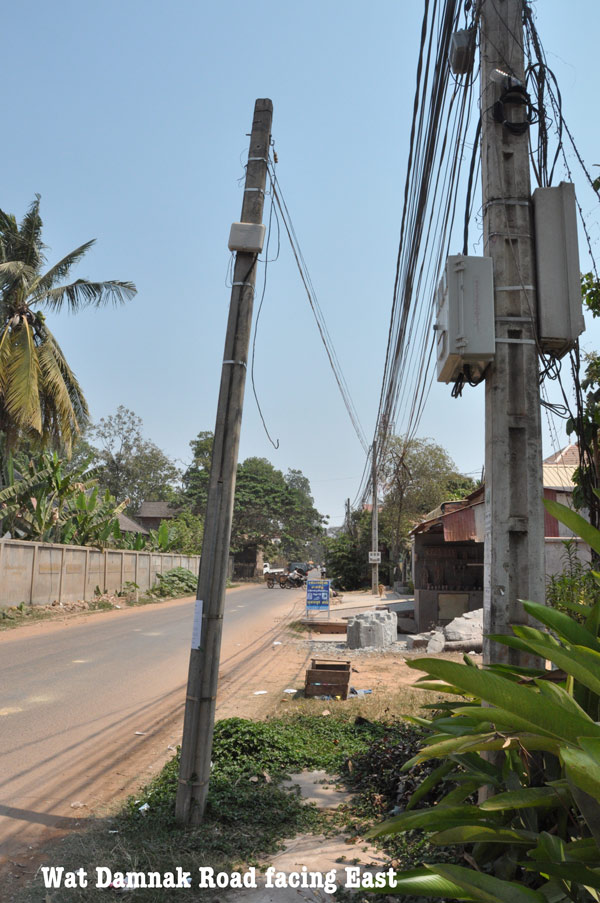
[287,561,309,576]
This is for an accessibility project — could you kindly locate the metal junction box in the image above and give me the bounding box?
[533,182,584,358]
[435,255,495,384]
[228,222,266,253]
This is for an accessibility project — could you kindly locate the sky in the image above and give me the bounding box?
[2,0,598,526]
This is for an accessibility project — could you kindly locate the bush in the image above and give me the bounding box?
[150,567,197,597]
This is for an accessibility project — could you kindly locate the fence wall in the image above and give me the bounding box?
[0,539,200,607]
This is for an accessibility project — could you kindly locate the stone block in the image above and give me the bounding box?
[427,630,446,653]
[346,611,398,649]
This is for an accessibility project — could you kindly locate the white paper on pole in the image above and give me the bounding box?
[191,599,203,649]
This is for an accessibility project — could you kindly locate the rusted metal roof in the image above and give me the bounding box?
[442,506,478,542]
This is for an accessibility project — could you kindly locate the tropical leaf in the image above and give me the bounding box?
[431,825,539,845]
[4,321,42,432]
[362,867,477,899]
[367,804,494,839]
[543,497,600,557]
[428,863,545,903]
[480,786,569,811]
[40,279,136,313]
[521,599,600,653]
[407,658,600,743]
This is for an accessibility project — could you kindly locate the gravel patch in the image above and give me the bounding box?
[288,637,410,657]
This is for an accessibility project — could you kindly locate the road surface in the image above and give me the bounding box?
[0,582,307,868]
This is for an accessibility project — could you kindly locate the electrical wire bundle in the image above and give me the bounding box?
[354,0,480,507]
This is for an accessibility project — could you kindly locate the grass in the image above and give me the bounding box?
[16,712,450,903]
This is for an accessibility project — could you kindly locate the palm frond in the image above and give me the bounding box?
[0,210,20,262]
[0,261,33,281]
[18,195,45,271]
[38,327,89,427]
[35,278,137,312]
[28,240,96,296]
[3,320,42,434]
[36,340,83,451]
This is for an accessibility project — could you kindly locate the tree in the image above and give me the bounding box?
[181,431,214,515]
[324,509,372,589]
[79,406,181,514]
[378,436,476,580]
[230,457,324,561]
[566,273,600,537]
[0,196,136,454]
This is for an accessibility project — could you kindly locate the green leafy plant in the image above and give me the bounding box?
[546,538,598,622]
[149,567,198,598]
[364,498,600,903]
[0,449,126,546]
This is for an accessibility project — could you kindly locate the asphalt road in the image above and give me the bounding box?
[0,582,305,866]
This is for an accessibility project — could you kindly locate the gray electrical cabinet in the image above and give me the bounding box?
[435,255,495,384]
[533,182,584,358]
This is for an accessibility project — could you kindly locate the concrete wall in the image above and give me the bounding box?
[545,536,591,578]
[0,539,200,607]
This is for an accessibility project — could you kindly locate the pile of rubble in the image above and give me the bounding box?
[406,608,483,654]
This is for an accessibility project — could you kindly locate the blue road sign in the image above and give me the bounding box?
[306,578,330,611]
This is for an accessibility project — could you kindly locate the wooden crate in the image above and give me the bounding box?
[304,659,351,700]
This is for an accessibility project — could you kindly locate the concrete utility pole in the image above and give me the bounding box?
[175,99,273,824]
[479,1,544,664]
[371,441,379,594]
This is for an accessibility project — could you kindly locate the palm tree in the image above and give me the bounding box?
[0,196,136,453]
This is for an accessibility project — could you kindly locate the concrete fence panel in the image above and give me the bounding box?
[0,539,200,608]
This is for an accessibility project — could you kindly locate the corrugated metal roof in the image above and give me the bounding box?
[442,506,478,542]
[117,513,149,534]
[542,463,576,489]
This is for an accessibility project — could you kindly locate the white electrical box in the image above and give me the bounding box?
[228,222,266,253]
[436,255,495,384]
[533,182,584,358]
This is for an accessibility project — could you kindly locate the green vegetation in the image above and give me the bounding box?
[325,436,476,589]
[362,498,600,902]
[20,714,425,903]
[74,405,181,515]
[148,567,198,598]
[0,196,135,454]
[0,449,127,545]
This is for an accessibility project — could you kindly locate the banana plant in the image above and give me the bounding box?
[364,498,600,903]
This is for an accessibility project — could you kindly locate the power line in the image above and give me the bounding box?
[268,162,370,455]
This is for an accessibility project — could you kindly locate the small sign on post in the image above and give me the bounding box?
[369,551,381,563]
[306,578,330,617]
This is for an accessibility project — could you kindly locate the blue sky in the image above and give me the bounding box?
[3,1,598,525]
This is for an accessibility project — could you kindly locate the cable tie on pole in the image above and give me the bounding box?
[223,360,247,368]
[247,157,268,163]
[232,281,255,290]
[244,187,265,194]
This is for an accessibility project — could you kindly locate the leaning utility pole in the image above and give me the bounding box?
[371,441,379,594]
[176,99,273,824]
[479,1,544,664]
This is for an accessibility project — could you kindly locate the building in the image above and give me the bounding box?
[135,501,179,532]
[410,445,589,631]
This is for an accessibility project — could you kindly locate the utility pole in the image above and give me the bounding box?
[479,1,544,664]
[371,441,379,594]
[175,99,273,824]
